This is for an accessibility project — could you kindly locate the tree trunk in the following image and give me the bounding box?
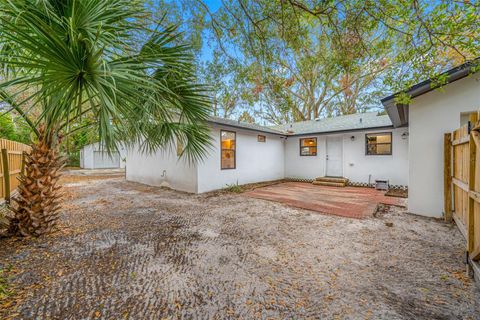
[8,126,65,236]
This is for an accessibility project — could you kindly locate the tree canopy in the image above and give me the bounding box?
[157,0,480,124]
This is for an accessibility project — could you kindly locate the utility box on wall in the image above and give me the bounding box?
[375,179,389,190]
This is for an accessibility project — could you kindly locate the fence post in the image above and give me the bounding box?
[444,133,452,222]
[21,151,26,175]
[1,148,10,204]
[468,114,478,254]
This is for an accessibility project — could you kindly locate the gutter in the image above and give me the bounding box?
[207,118,397,137]
[206,119,287,136]
[282,125,395,137]
[381,58,480,127]
[382,58,479,106]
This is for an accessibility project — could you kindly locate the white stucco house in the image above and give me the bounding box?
[80,142,127,169]
[126,59,479,218]
[127,112,409,192]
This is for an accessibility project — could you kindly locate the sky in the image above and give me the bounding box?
[169,0,386,123]
[203,0,222,12]
[154,0,476,124]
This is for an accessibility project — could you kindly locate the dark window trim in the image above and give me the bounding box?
[257,135,266,142]
[365,132,392,156]
[299,137,317,156]
[221,130,236,170]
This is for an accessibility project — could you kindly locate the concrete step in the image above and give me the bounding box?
[314,177,349,184]
[312,180,346,187]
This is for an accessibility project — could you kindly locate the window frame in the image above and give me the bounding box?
[299,137,317,156]
[365,132,393,156]
[220,130,236,170]
[257,135,266,142]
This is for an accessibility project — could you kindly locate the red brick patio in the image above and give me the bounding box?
[244,182,406,219]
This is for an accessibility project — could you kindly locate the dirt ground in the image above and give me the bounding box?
[0,174,479,319]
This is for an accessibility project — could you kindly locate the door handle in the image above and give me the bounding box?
[326,155,329,160]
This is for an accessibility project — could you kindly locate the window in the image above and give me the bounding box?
[221,130,236,169]
[300,138,317,156]
[257,135,266,142]
[366,132,392,155]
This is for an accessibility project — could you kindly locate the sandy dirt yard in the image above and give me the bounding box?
[0,174,479,319]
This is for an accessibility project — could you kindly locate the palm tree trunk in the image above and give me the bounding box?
[8,126,65,236]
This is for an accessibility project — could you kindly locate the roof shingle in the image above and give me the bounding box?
[207,112,393,136]
[271,112,392,135]
[207,116,285,135]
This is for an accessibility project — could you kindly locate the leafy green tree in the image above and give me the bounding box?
[0,0,211,236]
[238,111,255,124]
[0,112,32,144]
[202,52,255,119]
[195,0,479,122]
[62,116,99,167]
[0,113,15,140]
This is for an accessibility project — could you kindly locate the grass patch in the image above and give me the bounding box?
[225,183,244,193]
[204,180,285,197]
[213,180,286,196]
[385,188,408,198]
[0,264,14,300]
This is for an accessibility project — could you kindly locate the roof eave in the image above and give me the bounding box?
[381,58,479,127]
[288,125,395,137]
[206,118,395,137]
[385,103,409,128]
[381,63,476,105]
[206,119,287,136]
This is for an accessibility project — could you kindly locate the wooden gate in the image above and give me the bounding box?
[445,113,480,262]
[0,139,31,203]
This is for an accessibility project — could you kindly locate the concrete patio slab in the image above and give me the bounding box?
[244,181,406,218]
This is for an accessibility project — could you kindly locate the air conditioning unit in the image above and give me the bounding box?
[375,179,389,190]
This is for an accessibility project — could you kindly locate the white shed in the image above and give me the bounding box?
[80,142,127,169]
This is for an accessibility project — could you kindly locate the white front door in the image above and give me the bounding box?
[326,136,343,177]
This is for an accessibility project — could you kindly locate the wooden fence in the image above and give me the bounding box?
[0,139,31,203]
[445,113,480,263]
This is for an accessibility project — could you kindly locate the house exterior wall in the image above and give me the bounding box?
[408,75,480,217]
[126,120,410,194]
[284,128,409,186]
[285,135,326,179]
[343,128,409,186]
[196,126,285,193]
[126,144,198,193]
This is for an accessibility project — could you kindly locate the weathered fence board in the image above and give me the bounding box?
[446,113,480,261]
[0,139,31,202]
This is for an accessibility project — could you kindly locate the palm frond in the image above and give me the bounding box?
[0,0,211,160]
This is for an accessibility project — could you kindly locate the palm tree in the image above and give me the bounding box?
[0,0,211,236]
